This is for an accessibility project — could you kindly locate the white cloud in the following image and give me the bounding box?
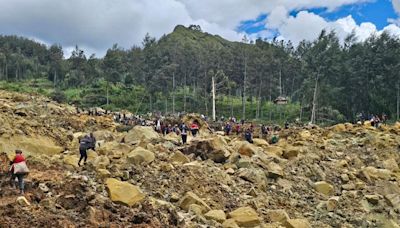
[0,0,393,56]
[263,7,400,45]
[393,0,400,14]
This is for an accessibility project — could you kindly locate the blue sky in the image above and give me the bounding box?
[239,0,399,41]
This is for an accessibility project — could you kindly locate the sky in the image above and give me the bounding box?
[0,0,399,57]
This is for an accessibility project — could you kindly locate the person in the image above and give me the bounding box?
[88,133,96,151]
[261,124,267,138]
[271,135,279,144]
[179,123,189,144]
[285,121,289,129]
[236,124,241,135]
[191,121,199,137]
[9,149,28,194]
[78,135,92,166]
[224,122,232,136]
[244,129,253,143]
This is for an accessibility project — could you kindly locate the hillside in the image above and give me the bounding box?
[0,25,399,123]
[0,90,400,227]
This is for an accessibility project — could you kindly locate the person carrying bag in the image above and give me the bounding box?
[9,149,29,194]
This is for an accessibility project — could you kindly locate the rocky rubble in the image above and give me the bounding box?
[0,90,400,227]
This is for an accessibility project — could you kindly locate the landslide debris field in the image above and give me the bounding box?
[0,90,400,228]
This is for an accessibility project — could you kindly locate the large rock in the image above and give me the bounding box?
[179,191,211,211]
[314,181,334,196]
[127,147,155,165]
[170,151,190,164]
[16,196,31,206]
[205,210,226,223]
[266,209,289,223]
[105,178,145,207]
[385,194,400,209]
[265,146,284,157]
[93,130,115,142]
[282,147,299,159]
[228,207,260,227]
[361,167,392,181]
[92,155,111,169]
[183,136,230,163]
[266,162,284,179]
[124,126,160,144]
[253,138,269,147]
[63,155,79,168]
[383,158,399,172]
[238,142,260,157]
[284,219,311,228]
[1,136,63,157]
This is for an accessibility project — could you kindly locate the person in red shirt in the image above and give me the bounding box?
[10,149,27,194]
[190,121,199,137]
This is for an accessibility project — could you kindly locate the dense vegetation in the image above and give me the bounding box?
[0,25,399,124]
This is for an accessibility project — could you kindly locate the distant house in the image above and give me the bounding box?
[274,96,288,105]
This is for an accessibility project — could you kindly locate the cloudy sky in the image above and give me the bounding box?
[0,0,399,57]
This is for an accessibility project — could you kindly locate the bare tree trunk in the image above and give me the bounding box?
[172,71,175,114]
[106,83,109,106]
[256,80,262,119]
[242,58,247,120]
[310,73,319,124]
[212,75,216,121]
[184,72,187,112]
[397,81,399,120]
[54,70,57,87]
[165,98,168,114]
[230,89,234,117]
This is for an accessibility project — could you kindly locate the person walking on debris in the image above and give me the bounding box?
[178,123,189,144]
[9,149,29,194]
[88,133,96,151]
[224,122,232,136]
[285,121,289,129]
[191,121,199,137]
[244,128,253,143]
[261,124,267,138]
[78,134,92,167]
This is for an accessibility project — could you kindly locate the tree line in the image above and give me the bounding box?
[0,25,399,123]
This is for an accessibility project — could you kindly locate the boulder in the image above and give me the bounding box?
[298,130,312,140]
[265,146,283,157]
[266,162,284,179]
[16,196,31,206]
[127,147,155,165]
[183,136,230,163]
[238,168,267,186]
[124,126,160,144]
[222,219,240,228]
[282,147,299,159]
[170,151,190,164]
[383,158,399,172]
[97,169,111,179]
[365,195,379,205]
[93,130,115,142]
[179,192,211,212]
[385,194,400,209]
[266,209,289,223]
[326,196,339,211]
[284,219,311,228]
[0,136,63,156]
[253,138,269,147]
[63,155,79,168]
[92,156,111,169]
[314,181,334,196]
[332,124,346,132]
[205,210,226,223]
[238,142,260,157]
[228,207,260,227]
[361,167,392,181]
[105,178,145,207]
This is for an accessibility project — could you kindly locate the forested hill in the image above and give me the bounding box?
[0,25,399,123]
